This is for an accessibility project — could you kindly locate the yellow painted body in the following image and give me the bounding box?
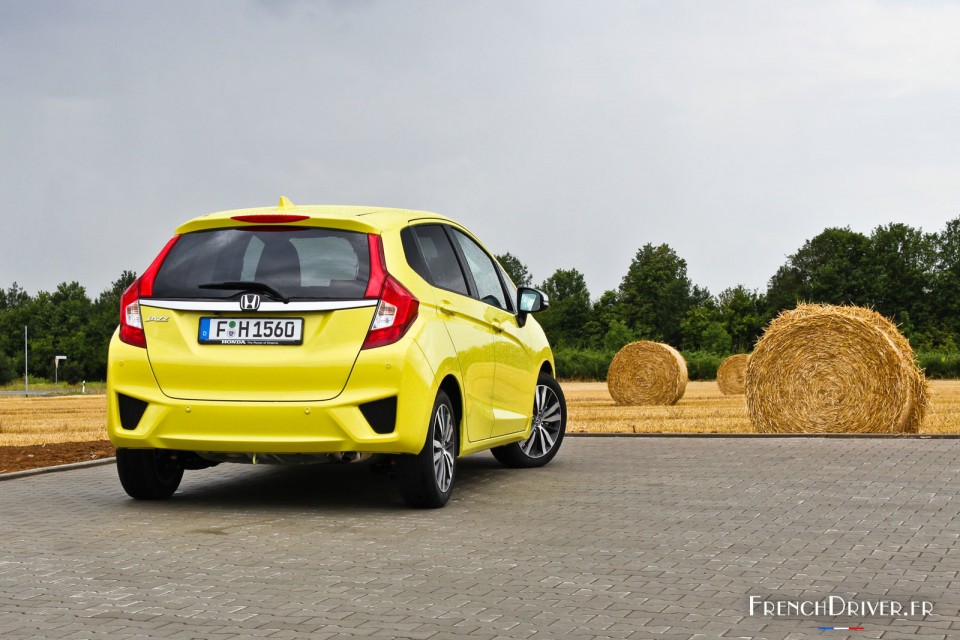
[107,203,555,458]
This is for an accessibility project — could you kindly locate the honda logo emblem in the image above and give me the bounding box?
[239,294,261,311]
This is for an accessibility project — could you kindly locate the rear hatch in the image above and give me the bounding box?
[142,226,376,401]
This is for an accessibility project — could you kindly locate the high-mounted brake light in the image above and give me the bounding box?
[231,214,310,224]
[231,196,307,223]
[361,234,419,349]
[119,235,180,348]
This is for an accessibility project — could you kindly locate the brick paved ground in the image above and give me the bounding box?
[1,437,959,639]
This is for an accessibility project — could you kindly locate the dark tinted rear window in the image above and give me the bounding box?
[152,227,370,300]
[401,225,470,296]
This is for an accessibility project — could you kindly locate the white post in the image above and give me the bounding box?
[54,355,67,385]
[82,380,86,394]
[24,325,28,397]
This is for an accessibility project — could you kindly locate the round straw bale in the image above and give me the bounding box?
[746,304,927,434]
[717,354,750,395]
[607,341,688,405]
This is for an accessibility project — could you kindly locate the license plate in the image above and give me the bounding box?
[199,317,304,345]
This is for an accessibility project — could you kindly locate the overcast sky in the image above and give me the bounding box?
[2,0,959,301]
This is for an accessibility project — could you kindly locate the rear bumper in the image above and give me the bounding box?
[106,331,437,456]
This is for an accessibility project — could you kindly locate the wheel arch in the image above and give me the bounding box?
[539,359,555,378]
[437,374,464,455]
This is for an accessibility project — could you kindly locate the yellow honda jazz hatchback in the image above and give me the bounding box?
[107,198,565,508]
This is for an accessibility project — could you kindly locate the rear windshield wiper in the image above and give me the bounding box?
[198,281,290,304]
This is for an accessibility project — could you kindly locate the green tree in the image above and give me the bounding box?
[718,285,768,353]
[0,271,137,383]
[689,285,713,309]
[700,322,732,355]
[3,283,29,309]
[495,252,532,287]
[765,264,801,313]
[0,351,15,385]
[37,282,94,382]
[867,223,936,334]
[24,290,55,379]
[680,305,732,355]
[765,227,872,312]
[603,320,635,352]
[930,217,960,346]
[618,243,691,345]
[0,283,30,362]
[537,268,591,348]
[581,290,622,350]
[86,271,138,380]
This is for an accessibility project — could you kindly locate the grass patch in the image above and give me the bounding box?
[0,379,106,395]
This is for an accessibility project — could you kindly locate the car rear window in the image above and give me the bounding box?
[152,227,371,300]
[401,224,470,296]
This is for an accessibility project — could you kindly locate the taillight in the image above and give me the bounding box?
[364,234,388,298]
[119,280,146,348]
[362,276,419,349]
[362,234,419,349]
[119,236,180,348]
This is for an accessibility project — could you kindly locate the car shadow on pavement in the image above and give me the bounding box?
[143,453,511,511]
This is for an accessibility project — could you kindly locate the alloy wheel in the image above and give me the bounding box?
[521,384,563,458]
[432,404,455,492]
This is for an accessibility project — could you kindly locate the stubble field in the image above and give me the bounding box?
[0,395,108,446]
[2,381,959,473]
[564,380,960,435]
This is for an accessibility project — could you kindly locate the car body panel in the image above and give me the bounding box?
[489,307,541,437]
[109,329,436,454]
[107,201,556,462]
[434,291,499,444]
[140,302,376,402]
[174,204,456,236]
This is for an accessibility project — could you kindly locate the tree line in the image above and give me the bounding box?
[0,272,136,384]
[1,217,958,384]
[497,218,960,379]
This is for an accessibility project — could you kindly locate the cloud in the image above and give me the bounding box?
[1,0,959,299]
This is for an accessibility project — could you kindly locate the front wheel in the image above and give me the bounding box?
[116,449,184,500]
[397,390,458,508]
[492,372,566,468]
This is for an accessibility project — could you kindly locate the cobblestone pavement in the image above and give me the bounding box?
[2,437,959,639]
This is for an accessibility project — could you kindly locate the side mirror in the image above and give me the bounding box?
[517,287,549,326]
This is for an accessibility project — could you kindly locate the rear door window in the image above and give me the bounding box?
[152,227,370,300]
[449,229,510,311]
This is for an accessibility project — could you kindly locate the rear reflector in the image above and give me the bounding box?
[117,393,148,430]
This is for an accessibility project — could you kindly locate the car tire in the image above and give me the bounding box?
[398,390,458,508]
[492,372,567,468]
[116,449,184,500]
